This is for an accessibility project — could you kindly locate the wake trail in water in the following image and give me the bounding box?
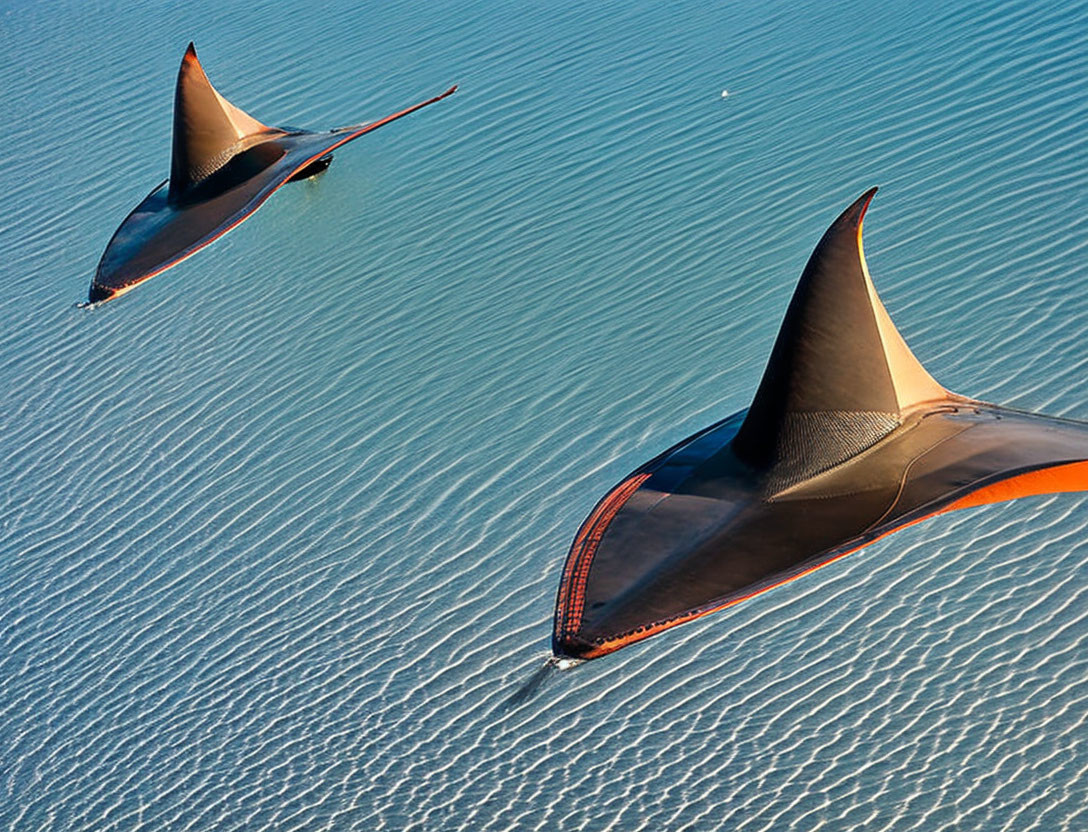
[504,655,582,710]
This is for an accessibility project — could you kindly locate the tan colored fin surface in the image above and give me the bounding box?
[170,43,277,197]
[732,188,947,474]
[857,210,946,411]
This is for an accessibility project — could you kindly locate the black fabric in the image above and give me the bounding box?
[733,189,899,470]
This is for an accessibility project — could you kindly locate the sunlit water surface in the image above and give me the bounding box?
[1,0,1086,829]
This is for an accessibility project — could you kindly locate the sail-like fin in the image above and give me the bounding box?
[732,188,947,478]
[169,43,279,199]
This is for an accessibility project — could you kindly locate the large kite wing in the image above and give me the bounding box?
[89,44,455,304]
[553,190,1088,661]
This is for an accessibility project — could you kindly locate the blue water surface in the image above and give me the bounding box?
[1,0,1086,829]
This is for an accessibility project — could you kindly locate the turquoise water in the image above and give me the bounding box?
[2,0,1087,829]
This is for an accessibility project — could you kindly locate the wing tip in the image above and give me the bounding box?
[87,282,117,305]
[858,185,878,220]
[842,185,879,228]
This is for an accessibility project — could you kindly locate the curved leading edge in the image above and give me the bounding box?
[89,43,457,305]
[553,190,1088,661]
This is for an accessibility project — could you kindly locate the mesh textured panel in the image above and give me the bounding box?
[763,410,901,492]
[187,144,238,184]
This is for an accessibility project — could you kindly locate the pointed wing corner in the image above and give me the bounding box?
[841,185,879,231]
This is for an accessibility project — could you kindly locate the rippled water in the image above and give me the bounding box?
[2,0,1087,829]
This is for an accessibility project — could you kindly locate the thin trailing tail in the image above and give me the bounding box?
[331,85,458,141]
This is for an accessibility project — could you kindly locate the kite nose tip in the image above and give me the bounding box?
[87,283,116,305]
[552,632,604,662]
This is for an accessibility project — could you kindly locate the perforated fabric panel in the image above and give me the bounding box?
[185,144,238,184]
[762,410,901,492]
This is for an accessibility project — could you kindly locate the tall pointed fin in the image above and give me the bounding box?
[170,43,277,198]
[732,188,946,475]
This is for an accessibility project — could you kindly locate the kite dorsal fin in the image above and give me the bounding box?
[732,188,948,476]
[169,43,275,199]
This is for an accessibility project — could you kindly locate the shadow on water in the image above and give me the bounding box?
[503,655,584,711]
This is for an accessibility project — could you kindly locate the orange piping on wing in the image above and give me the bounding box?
[942,460,1088,510]
[555,472,650,639]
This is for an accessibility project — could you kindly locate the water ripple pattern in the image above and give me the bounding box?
[1,0,1086,829]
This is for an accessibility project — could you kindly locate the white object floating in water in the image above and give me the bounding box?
[721,89,729,98]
